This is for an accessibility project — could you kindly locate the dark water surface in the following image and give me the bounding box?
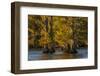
[28,48,88,61]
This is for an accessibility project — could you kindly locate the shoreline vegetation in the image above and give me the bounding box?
[28,15,88,55]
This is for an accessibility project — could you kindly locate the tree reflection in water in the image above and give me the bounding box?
[28,48,87,61]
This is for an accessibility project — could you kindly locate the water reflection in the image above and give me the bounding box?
[28,48,88,61]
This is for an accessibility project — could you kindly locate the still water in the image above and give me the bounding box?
[28,48,88,61]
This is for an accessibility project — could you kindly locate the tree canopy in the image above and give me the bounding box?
[28,15,88,49]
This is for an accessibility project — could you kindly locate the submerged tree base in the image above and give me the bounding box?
[43,50,55,54]
[43,47,78,54]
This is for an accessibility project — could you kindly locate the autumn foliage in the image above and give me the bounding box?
[28,15,88,53]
